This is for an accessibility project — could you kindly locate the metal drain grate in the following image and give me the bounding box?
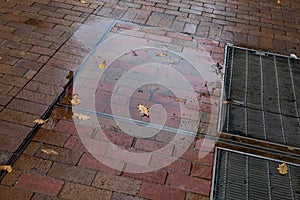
[222,46,300,147]
[211,148,300,200]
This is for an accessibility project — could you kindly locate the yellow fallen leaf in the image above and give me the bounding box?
[80,0,88,3]
[97,60,106,69]
[287,146,295,151]
[277,163,288,175]
[70,94,81,105]
[41,149,58,155]
[0,165,12,173]
[73,112,90,120]
[138,104,149,117]
[33,119,48,124]
[156,53,167,57]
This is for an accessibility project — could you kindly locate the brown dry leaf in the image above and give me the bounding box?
[41,149,58,155]
[277,163,288,175]
[138,104,149,117]
[73,112,90,120]
[70,94,81,105]
[156,53,167,57]
[97,60,106,69]
[80,0,88,4]
[0,165,12,173]
[33,119,48,124]
[287,146,295,151]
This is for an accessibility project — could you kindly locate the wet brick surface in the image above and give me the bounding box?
[0,0,299,199]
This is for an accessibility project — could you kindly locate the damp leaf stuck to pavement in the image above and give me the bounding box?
[138,104,149,117]
[70,94,81,105]
[0,165,12,173]
[73,112,90,120]
[97,60,106,69]
[156,53,167,57]
[33,119,48,124]
[277,163,288,175]
[41,149,59,155]
[80,0,88,4]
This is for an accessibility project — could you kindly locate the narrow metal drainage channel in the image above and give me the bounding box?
[212,46,300,199]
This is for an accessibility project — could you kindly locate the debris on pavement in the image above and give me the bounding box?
[156,53,167,57]
[97,60,106,69]
[33,119,48,125]
[70,94,81,105]
[0,165,12,173]
[277,163,288,175]
[41,149,59,155]
[73,112,90,120]
[138,104,149,117]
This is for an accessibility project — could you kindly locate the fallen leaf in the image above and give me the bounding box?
[290,53,298,59]
[277,163,288,175]
[70,94,81,105]
[0,165,12,173]
[138,104,149,117]
[222,100,230,104]
[33,119,48,124]
[175,98,180,102]
[41,149,58,155]
[287,146,295,151]
[156,53,167,57]
[73,112,90,120]
[97,60,106,69]
[80,0,88,3]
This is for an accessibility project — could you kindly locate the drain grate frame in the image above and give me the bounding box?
[220,45,300,148]
[211,147,300,200]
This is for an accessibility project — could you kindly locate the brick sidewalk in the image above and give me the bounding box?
[0,0,299,199]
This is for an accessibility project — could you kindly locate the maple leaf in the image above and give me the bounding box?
[138,104,149,117]
[277,163,288,175]
[156,53,167,57]
[70,94,81,105]
[33,119,48,124]
[97,60,106,69]
[0,165,12,173]
[41,149,58,155]
[73,112,90,120]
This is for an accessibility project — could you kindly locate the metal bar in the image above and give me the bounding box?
[246,156,249,200]
[260,55,267,140]
[227,45,300,60]
[288,166,295,200]
[222,151,229,199]
[266,161,272,200]
[287,58,300,125]
[245,50,249,136]
[274,56,287,144]
[226,48,235,132]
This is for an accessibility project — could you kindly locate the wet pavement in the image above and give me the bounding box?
[0,0,299,199]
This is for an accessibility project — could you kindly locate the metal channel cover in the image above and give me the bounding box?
[222,46,300,148]
[211,148,300,200]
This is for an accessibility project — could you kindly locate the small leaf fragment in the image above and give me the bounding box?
[290,53,298,59]
[80,0,88,4]
[156,53,167,57]
[277,163,288,175]
[70,94,81,105]
[287,146,295,151]
[97,60,106,69]
[0,165,12,173]
[33,119,48,124]
[138,104,149,117]
[73,112,90,120]
[41,149,58,155]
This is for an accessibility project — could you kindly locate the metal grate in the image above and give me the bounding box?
[211,148,300,200]
[222,46,300,147]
